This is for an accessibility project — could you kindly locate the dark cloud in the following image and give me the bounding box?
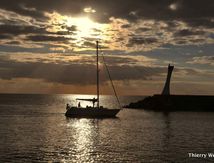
[186,18,214,28]
[26,35,72,42]
[0,24,48,36]
[174,29,205,37]
[0,55,166,85]
[5,41,21,45]
[0,1,48,21]
[101,56,137,65]
[115,37,125,42]
[121,24,131,29]
[0,24,76,38]
[0,34,12,39]
[188,55,214,66]
[127,37,158,47]
[0,1,213,53]
[61,25,77,32]
[89,0,214,25]
[59,25,78,35]
[0,56,95,84]
[0,44,51,53]
[136,27,151,32]
[82,41,97,48]
[0,53,212,93]
[0,0,213,25]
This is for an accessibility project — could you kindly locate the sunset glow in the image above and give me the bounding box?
[0,1,213,95]
[47,12,110,49]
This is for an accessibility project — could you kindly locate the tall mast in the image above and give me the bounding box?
[96,41,99,108]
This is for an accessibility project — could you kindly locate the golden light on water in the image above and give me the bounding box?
[65,119,98,162]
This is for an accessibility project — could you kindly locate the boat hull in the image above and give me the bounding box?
[65,107,120,118]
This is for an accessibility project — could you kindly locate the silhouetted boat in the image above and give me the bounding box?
[65,41,121,118]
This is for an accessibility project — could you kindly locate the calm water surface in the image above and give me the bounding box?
[0,94,214,163]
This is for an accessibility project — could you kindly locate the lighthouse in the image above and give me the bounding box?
[161,64,174,95]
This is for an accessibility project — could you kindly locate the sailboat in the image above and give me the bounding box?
[65,41,121,118]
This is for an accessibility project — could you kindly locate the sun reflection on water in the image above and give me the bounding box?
[64,119,99,162]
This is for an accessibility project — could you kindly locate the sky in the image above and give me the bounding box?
[0,0,213,95]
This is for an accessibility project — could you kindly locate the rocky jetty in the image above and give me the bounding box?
[125,95,214,111]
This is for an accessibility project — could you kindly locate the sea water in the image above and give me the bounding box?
[0,94,214,163]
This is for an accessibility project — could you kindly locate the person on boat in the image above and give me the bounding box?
[92,98,96,108]
[66,103,69,110]
[78,102,81,108]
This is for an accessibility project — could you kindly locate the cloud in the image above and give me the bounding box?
[0,53,167,85]
[61,25,77,32]
[0,24,48,36]
[0,1,48,21]
[187,56,214,66]
[1,52,212,88]
[83,7,96,13]
[174,29,205,37]
[121,24,131,29]
[26,35,72,42]
[0,1,213,52]
[0,34,12,39]
[0,1,213,95]
[127,37,158,46]
[82,41,97,48]
[0,0,213,24]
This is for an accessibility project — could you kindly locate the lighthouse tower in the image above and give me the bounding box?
[161,64,174,95]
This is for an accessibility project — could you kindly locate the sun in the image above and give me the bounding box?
[48,12,110,49]
[65,17,101,38]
